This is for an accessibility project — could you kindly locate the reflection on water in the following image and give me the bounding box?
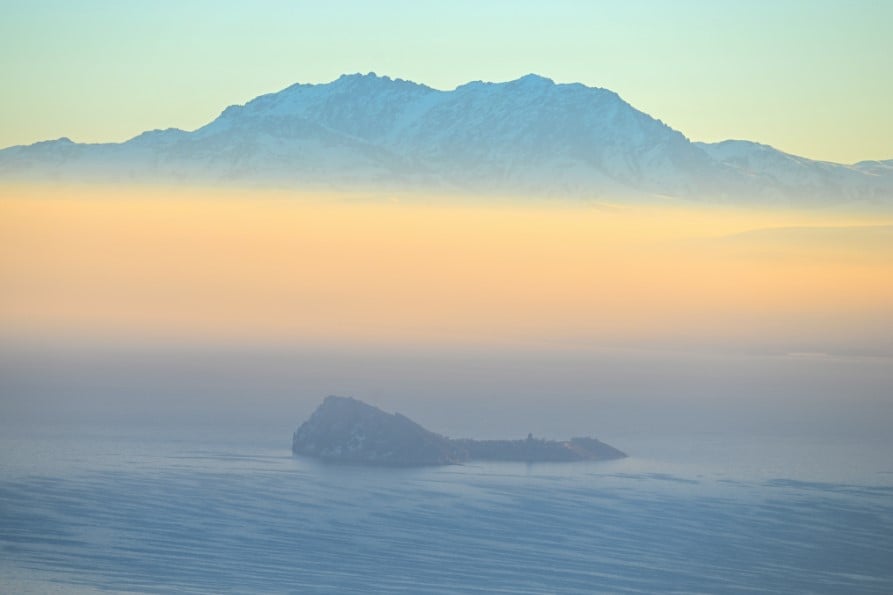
[1,426,892,593]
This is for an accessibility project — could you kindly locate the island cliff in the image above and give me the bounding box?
[292,396,626,466]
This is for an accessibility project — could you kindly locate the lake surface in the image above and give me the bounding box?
[1,425,892,593]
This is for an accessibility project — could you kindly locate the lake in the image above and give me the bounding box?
[1,424,891,593]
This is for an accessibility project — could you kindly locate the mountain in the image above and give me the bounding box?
[1,73,891,203]
[292,395,627,466]
[695,140,893,204]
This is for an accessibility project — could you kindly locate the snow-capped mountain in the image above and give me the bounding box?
[1,73,890,203]
[695,140,893,203]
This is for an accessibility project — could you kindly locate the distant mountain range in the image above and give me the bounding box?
[2,73,891,204]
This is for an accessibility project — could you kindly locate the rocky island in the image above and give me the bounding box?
[292,396,626,466]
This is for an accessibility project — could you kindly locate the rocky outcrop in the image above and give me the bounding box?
[292,396,626,466]
[292,396,460,465]
[453,435,627,463]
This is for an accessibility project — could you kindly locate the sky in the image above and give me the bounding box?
[2,1,892,433]
[1,0,891,164]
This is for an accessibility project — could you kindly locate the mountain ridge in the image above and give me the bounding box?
[2,73,890,204]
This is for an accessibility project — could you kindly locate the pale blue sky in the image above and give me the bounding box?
[1,0,890,162]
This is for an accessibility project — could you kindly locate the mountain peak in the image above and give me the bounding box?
[333,72,401,86]
[337,71,383,80]
[36,137,73,146]
[513,73,554,85]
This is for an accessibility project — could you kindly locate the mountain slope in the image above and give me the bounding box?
[292,396,459,466]
[695,140,893,203]
[1,73,890,203]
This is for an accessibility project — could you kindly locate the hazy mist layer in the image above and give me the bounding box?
[2,184,892,435]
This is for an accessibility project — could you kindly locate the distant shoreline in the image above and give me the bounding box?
[292,396,626,467]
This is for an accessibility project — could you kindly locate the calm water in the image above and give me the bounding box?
[1,425,892,593]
